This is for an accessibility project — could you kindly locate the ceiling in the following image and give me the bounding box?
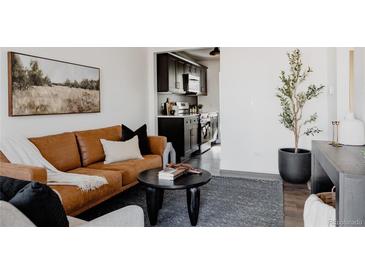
[179,48,220,61]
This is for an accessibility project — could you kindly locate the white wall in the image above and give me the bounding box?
[336,48,351,121]
[0,47,148,142]
[198,59,220,112]
[326,48,337,134]
[353,48,365,122]
[220,47,335,174]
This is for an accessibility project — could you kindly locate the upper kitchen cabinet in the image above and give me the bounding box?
[175,60,184,92]
[184,63,199,77]
[192,66,199,77]
[199,66,207,96]
[157,53,185,94]
[157,53,176,93]
[157,53,208,95]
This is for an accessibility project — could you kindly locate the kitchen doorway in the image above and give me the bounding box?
[155,47,221,168]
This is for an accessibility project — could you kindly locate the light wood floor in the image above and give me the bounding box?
[187,144,310,227]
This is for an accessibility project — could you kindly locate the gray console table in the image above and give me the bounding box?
[312,140,365,227]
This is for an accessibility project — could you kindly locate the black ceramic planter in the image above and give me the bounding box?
[278,148,311,184]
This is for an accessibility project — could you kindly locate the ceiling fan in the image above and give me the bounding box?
[209,47,220,56]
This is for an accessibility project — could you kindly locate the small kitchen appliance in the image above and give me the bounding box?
[175,102,190,115]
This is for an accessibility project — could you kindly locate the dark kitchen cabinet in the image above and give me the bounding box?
[184,63,199,77]
[200,66,207,96]
[158,116,199,162]
[157,53,177,93]
[184,116,199,155]
[184,63,191,74]
[168,56,176,92]
[190,117,199,150]
[191,66,198,76]
[175,60,184,92]
[157,53,208,95]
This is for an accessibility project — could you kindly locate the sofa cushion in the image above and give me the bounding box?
[101,136,143,164]
[88,154,162,186]
[122,124,150,155]
[68,168,123,187]
[51,168,123,215]
[30,132,81,172]
[75,125,122,166]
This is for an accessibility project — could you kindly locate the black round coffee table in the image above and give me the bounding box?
[137,168,212,226]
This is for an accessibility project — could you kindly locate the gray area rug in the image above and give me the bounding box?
[78,176,284,226]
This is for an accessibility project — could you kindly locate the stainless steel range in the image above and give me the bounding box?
[198,112,219,153]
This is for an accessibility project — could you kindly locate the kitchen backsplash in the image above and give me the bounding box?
[158,94,197,114]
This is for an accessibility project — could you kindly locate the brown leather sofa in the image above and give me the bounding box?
[0,125,166,216]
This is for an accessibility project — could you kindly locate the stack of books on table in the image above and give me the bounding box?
[158,167,187,181]
[158,163,202,181]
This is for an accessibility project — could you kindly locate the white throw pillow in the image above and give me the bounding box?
[101,136,143,164]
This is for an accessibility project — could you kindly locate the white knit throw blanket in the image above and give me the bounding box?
[303,194,336,227]
[1,136,108,191]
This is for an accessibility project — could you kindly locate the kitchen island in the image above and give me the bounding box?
[158,115,199,162]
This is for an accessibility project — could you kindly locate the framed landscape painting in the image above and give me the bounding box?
[8,52,101,116]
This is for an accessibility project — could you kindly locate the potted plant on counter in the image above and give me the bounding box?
[277,49,324,184]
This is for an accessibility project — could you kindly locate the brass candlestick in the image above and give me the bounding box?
[330,121,342,147]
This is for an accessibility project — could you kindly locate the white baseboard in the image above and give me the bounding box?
[219,169,281,181]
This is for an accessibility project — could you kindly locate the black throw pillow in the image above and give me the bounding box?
[121,124,150,155]
[0,176,69,227]
[0,191,6,200]
[0,176,30,201]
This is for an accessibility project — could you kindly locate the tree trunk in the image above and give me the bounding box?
[294,130,299,153]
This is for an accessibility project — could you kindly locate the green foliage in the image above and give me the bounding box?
[27,60,44,86]
[12,57,99,91]
[43,76,52,86]
[80,79,90,89]
[276,49,325,152]
[64,79,99,90]
[303,126,322,136]
[12,59,52,90]
[72,80,79,88]
[64,79,71,87]
[11,55,30,90]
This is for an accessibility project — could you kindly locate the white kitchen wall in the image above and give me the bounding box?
[219,47,336,174]
[198,59,220,113]
[0,47,148,143]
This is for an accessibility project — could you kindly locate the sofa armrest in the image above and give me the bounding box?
[148,136,167,157]
[0,201,35,227]
[80,205,144,227]
[0,163,47,183]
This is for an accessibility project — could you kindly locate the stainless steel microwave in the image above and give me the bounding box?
[183,74,200,94]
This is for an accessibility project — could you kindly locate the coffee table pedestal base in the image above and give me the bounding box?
[187,187,200,226]
[146,187,164,226]
[145,187,201,226]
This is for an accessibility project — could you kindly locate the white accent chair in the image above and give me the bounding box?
[163,142,176,167]
[0,201,144,227]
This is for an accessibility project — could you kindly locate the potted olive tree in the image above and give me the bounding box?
[277,49,324,184]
